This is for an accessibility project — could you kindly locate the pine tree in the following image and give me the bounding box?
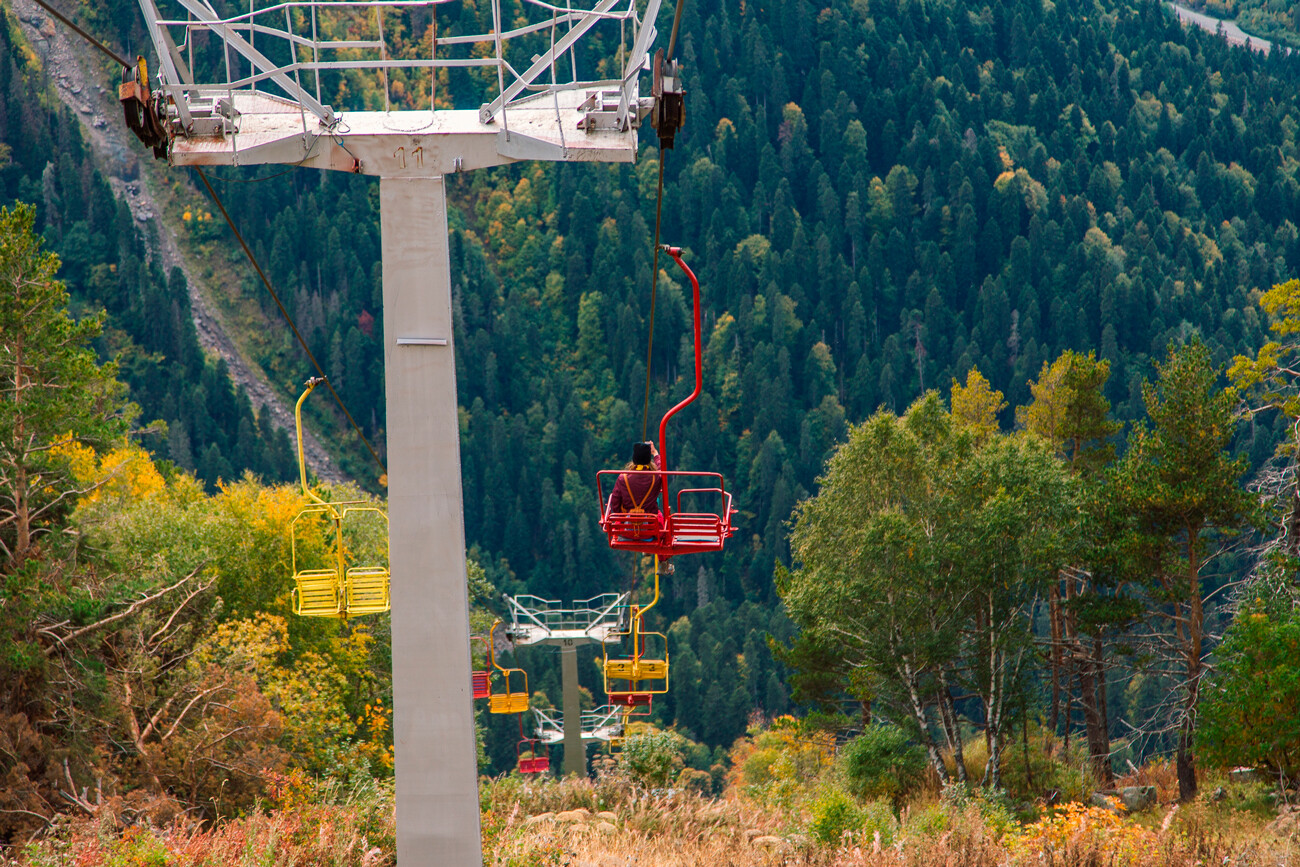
[0,204,131,570]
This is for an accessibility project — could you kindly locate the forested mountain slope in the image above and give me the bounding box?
[107,0,1300,747]
[17,0,1300,755]
[0,10,302,491]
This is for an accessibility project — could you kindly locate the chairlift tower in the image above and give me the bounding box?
[504,593,626,775]
[127,2,665,863]
[533,704,627,746]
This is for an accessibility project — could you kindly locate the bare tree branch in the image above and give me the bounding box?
[38,565,207,657]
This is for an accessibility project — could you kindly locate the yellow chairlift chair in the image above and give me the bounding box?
[602,556,670,708]
[289,377,391,618]
[488,620,531,714]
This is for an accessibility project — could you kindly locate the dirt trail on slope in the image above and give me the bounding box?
[7,0,344,482]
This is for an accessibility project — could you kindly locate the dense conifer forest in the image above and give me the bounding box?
[90,0,1300,752]
[5,0,1300,857]
[0,14,300,489]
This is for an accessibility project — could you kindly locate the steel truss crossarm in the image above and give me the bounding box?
[146,0,335,125]
[478,0,621,123]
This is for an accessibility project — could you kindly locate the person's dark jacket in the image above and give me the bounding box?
[607,454,663,514]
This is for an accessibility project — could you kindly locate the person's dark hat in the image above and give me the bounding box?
[632,442,653,466]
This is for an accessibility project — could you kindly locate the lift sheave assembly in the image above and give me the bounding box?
[289,378,391,619]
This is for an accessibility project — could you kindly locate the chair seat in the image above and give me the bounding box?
[472,671,491,700]
[601,511,731,556]
[518,756,550,774]
[607,693,652,707]
[345,567,390,614]
[293,570,342,617]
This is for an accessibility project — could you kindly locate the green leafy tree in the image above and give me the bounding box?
[618,725,686,788]
[783,393,1073,789]
[781,393,972,785]
[842,723,927,804]
[0,204,132,570]
[945,433,1074,788]
[1199,599,1300,786]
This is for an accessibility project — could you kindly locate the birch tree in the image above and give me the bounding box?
[945,434,1074,788]
[780,393,972,784]
[782,391,1074,789]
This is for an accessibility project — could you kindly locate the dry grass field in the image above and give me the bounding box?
[6,731,1296,866]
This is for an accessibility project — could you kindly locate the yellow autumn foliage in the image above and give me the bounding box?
[1008,802,1164,865]
[728,717,836,809]
[50,439,165,505]
[950,368,1005,443]
[197,614,380,772]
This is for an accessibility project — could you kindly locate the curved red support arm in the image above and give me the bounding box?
[657,246,703,517]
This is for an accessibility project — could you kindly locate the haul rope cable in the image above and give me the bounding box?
[32,0,389,480]
[640,156,665,441]
[28,0,131,68]
[195,168,389,478]
[639,0,688,442]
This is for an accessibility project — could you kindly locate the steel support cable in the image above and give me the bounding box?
[639,152,667,441]
[640,0,687,440]
[665,0,686,63]
[29,0,131,68]
[194,167,389,479]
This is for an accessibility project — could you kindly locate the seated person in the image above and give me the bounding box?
[606,442,663,529]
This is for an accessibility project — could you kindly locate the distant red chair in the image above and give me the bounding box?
[471,634,491,700]
[517,715,550,774]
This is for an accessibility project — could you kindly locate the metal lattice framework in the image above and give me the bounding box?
[133,0,661,169]
[533,704,625,744]
[505,593,628,645]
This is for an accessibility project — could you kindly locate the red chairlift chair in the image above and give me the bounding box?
[470,634,491,701]
[517,715,551,774]
[597,246,737,559]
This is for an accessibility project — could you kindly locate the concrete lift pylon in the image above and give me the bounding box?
[127,2,666,862]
